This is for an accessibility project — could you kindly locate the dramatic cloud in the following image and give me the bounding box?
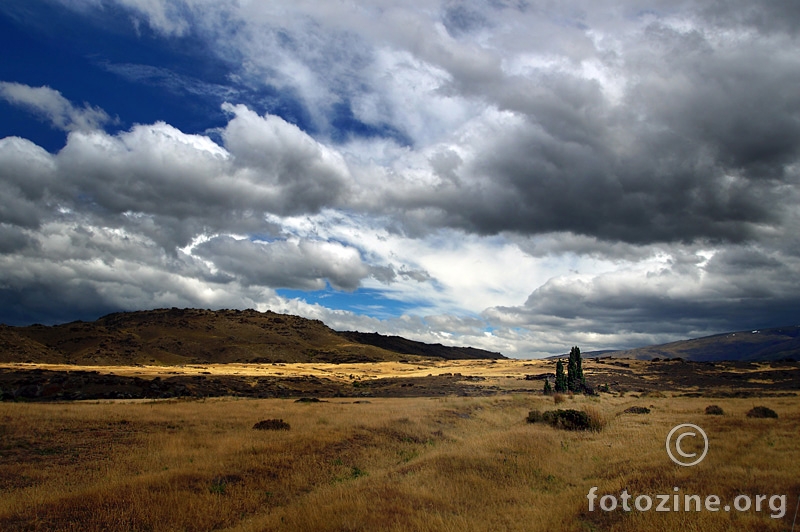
[483,243,800,356]
[193,236,370,291]
[1,0,799,355]
[0,137,54,229]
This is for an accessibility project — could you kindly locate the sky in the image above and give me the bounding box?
[1,0,799,358]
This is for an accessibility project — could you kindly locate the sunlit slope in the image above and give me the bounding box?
[0,308,504,365]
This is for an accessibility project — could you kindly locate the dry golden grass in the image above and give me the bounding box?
[0,358,549,382]
[0,394,798,531]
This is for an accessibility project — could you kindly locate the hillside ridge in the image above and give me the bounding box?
[0,308,505,365]
[339,331,505,360]
[606,325,800,362]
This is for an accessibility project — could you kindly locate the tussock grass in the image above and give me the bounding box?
[0,394,797,531]
[252,419,291,430]
[747,405,779,418]
[581,404,609,432]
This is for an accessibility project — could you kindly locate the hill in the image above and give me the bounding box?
[607,325,800,362]
[0,308,505,365]
[338,331,505,360]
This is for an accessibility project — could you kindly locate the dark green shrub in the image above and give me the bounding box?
[527,410,544,423]
[747,406,778,418]
[622,406,650,414]
[253,419,291,430]
[527,409,596,431]
[705,405,724,415]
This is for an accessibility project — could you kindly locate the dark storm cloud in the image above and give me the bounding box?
[0,219,275,326]
[0,283,121,326]
[0,224,36,253]
[630,23,800,179]
[0,137,56,229]
[485,243,800,347]
[388,18,800,245]
[460,122,779,243]
[510,233,658,262]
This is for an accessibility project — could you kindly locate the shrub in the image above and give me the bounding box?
[253,419,291,430]
[747,406,778,419]
[526,408,600,431]
[552,393,565,405]
[622,406,650,414]
[705,405,724,415]
[526,409,543,424]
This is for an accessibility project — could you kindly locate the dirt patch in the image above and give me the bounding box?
[0,369,505,401]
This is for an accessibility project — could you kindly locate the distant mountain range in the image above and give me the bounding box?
[603,325,800,362]
[0,308,505,365]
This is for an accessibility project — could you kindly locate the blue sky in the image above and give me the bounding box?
[1,0,799,357]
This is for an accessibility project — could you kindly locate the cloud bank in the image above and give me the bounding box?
[1,0,799,356]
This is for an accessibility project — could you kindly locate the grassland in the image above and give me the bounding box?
[4,357,799,403]
[1,392,798,531]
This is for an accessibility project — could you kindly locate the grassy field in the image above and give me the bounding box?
[0,393,798,531]
[0,358,542,381]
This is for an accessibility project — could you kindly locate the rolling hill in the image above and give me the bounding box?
[0,308,505,365]
[606,325,800,362]
[338,331,505,360]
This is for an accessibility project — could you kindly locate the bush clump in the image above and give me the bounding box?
[253,419,291,430]
[747,406,778,419]
[622,406,650,414]
[705,405,724,415]
[527,408,602,431]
